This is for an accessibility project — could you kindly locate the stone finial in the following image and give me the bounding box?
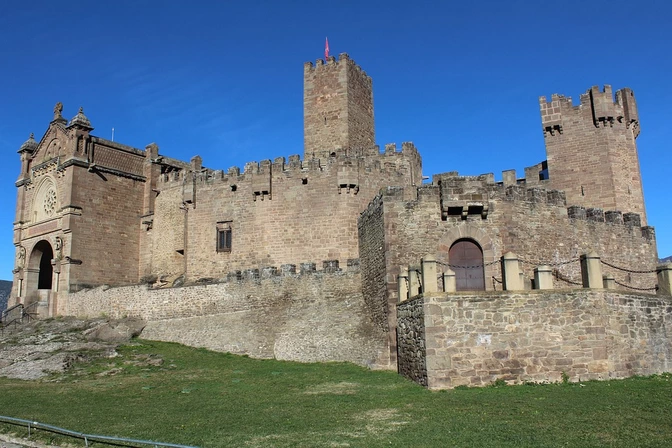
[18,133,38,154]
[53,102,63,119]
[68,106,93,131]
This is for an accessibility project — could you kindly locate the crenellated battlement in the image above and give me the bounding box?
[540,85,646,226]
[540,85,640,137]
[156,142,422,195]
[303,52,371,81]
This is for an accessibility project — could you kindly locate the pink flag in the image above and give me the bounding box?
[325,37,329,60]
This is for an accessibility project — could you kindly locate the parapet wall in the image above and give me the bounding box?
[148,145,422,281]
[398,290,672,389]
[66,266,389,368]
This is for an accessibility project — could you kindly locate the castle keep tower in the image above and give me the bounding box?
[540,86,646,223]
[303,53,375,161]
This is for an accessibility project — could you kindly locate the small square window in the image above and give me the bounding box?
[217,222,232,252]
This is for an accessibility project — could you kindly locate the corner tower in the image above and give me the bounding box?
[540,85,646,223]
[303,53,375,161]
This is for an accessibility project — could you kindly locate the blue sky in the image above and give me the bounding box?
[0,0,670,280]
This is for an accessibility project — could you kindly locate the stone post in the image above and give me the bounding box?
[580,251,603,289]
[398,266,409,302]
[409,266,421,297]
[534,265,553,290]
[501,252,523,291]
[443,269,456,293]
[603,274,615,289]
[656,263,672,296]
[421,255,438,293]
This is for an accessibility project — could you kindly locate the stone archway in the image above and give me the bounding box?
[437,224,501,291]
[25,240,55,310]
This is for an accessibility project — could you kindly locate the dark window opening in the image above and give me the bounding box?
[302,178,308,185]
[217,222,232,253]
[447,206,462,216]
[467,205,483,215]
[230,184,237,192]
[330,152,336,157]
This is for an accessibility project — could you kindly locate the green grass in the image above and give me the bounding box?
[1,339,671,447]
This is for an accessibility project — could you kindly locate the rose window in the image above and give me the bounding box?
[44,189,57,216]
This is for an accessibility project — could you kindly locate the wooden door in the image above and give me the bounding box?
[449,239,485,291]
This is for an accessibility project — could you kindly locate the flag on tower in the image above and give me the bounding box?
[325,37,329,60]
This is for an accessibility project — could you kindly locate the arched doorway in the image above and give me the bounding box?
[26,240,54,294]
[449,239,485,291]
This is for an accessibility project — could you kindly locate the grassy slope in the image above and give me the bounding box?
[0,340,670,447]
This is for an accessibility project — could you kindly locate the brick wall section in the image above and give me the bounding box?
[66,269,389,367]
[304,53,374,161]
[541,86,647,224]
[397,290,672,389]
[152,147,420,281]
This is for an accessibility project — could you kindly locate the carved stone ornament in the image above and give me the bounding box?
[54,236,63,259]
[17,246,26,268]
[44,188,57,216]
[54,102,64,120]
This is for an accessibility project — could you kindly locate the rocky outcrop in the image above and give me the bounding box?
[0,317,145,380]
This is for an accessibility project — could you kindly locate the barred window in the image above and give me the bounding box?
[216,221,232,252]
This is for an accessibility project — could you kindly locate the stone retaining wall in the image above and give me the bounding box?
[66,271,389,368]
[397,290,672,389]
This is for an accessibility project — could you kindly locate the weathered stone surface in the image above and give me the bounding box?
[0,318,127,381]
[398,290,672,389]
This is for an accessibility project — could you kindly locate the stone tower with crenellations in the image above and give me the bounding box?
[539,85,646,224]
[303,53,375,161]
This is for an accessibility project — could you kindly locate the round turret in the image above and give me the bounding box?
[18,133,38,153]
[68,107,93,131]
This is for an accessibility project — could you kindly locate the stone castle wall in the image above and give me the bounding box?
[397,290,672,389]
[303,53,375,161]
[373,178,657,301]
[541,86,646,223]
[148,145,421,281]
[65,265,389,367]
[68,162,144,290]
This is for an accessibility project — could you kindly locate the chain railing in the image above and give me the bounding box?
[600,259,658,274]
[0,415,198,448]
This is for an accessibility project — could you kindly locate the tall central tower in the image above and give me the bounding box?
[303,53,375,161]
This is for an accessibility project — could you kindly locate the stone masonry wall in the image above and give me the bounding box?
[151,146,420,281]
[396,297,427,386]
[65,269,389,367]
[68,164,144,289]
[379,181,657,294]
[303,53,374,161]
[397,290,672,389]
[541,86,646,223]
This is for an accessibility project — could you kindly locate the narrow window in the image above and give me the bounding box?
[216,221,232,253]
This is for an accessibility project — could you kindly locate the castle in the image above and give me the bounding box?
[9,53,671,388]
